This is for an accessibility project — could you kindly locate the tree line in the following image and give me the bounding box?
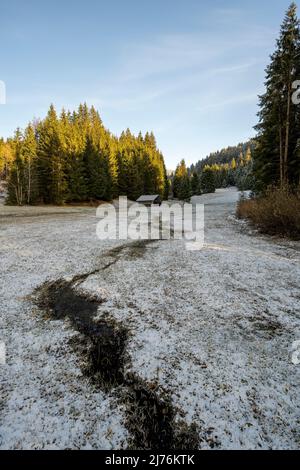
[190,140,255,174]
[172,145,254,200]
[2,104,169,205]
[2,4,299,205]
[174,3,300,199]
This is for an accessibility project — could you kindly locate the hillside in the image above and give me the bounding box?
[190,140,255,174]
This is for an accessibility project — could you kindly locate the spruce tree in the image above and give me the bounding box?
[4,104,169,205]
[21,124,38,204]
[7,129,25,205]
[254,3,300,190]
[37,105,67,204]
[173,160,191,200]
[191,172,201,195]
[200,168,216,194]
[84,136,109,200]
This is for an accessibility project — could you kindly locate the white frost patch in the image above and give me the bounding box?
[0,188,299,449]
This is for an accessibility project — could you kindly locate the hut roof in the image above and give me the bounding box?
[136,195,161,203]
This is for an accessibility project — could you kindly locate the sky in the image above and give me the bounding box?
[0,0,298,169]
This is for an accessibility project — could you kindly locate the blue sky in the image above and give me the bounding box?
[0,0,298,168]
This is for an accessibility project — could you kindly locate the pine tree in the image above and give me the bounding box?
[84,135,109,200]
[163,164,170,200]
[200,168,216,194]
[4,104,169,205]
[7,129,25,205]
[191,172,201,195]
[254,3,300,190]
[107,139,119,199]
[173,160,191,200]
[37,105,67,204]
[22,124,38,204]
[143,151,157,195]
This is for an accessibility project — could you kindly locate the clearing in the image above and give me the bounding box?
[0,188,299,449]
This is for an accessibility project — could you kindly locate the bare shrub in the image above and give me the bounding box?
[236,187,300,239]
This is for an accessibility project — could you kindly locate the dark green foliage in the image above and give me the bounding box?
[190,140,255,174]
[191,172,201,195]
[66,152,88,202]
[6,129,25,205]
[235,161,256,191]
[173,159,191,200]
[6,104,168,205]
[253,3,300,191]
[189,143,255,193]
[179,176,191,200]
[22,124,38,204]
[36,105,67,204]
[200,168,216,194]
[84,136,108,200]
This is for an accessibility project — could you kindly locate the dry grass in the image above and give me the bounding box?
[237,188,300,240]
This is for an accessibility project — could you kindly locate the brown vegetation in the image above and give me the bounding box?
[237,188,300,239]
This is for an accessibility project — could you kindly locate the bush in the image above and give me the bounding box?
[236,187,300,239]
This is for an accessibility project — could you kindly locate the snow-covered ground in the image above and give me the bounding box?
[0,188,299,449]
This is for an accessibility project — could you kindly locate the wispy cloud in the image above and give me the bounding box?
[197,93,259,113]
[86,17,274,118]
[1,0,279,167]
[91,59,260,112]
[114,29,272,83]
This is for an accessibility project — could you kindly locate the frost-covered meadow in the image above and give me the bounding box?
[0,188,299,449]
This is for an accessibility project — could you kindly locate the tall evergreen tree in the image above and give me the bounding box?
[37,105,67,204]
[4,104,169,205]
[191,172,201,195]
[254,3,300,190]
[173,160,191,200]
[22,124,38,204]
[7,129,25,205]
[200,168,216,194]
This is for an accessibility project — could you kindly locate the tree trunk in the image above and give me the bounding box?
[279,124,284,187]
[27,157,31,204]
[284,83,292,186]
[284,51,292,185]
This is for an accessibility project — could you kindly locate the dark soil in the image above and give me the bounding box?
[33,263,200,450]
